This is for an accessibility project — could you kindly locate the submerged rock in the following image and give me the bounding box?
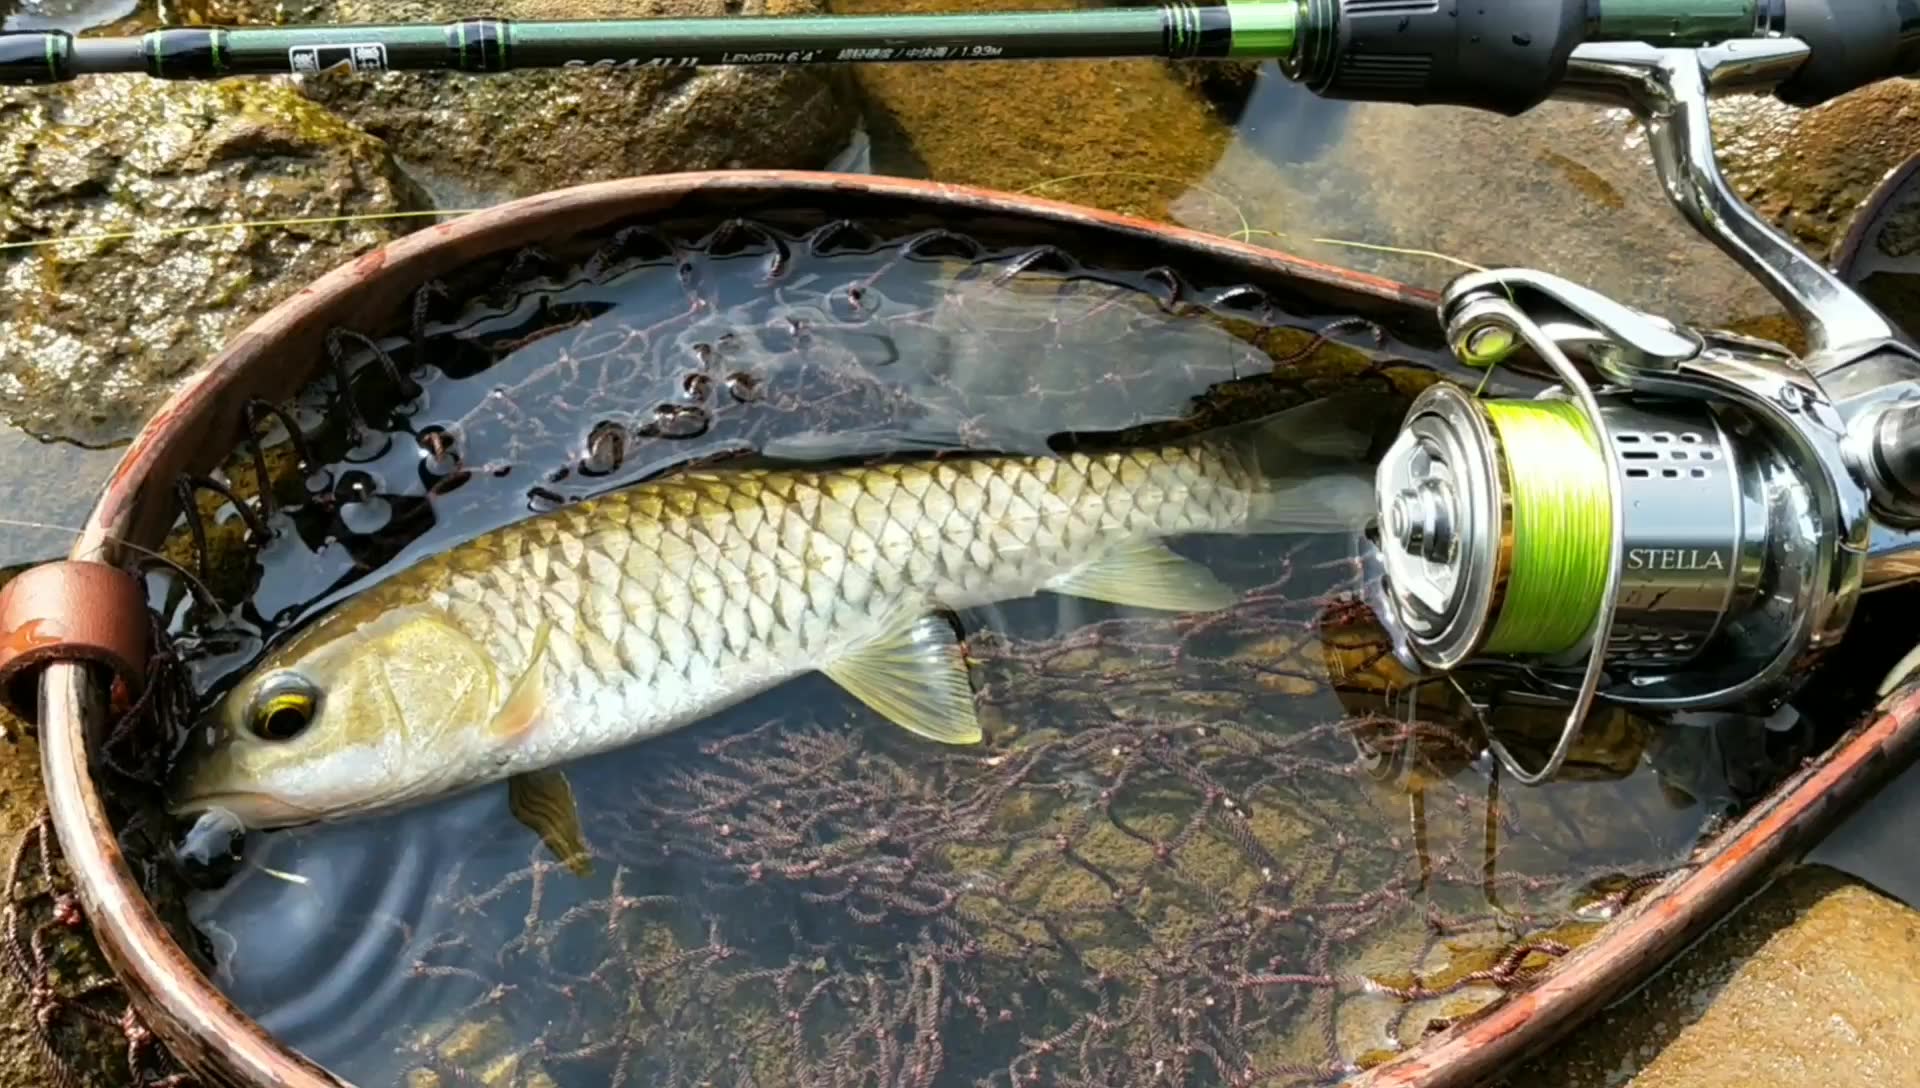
[1082,0,1263,121]
[1186,77,1920,348]
[1166,58,1263,123]
[0,75,427,448]
[293,0,861,206]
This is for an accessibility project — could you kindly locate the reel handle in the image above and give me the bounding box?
[1553,39,1900,361]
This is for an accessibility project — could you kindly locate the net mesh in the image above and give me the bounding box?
[4,809,193,1088]
[378,570,1680,1088]
[30,213,1776,1088]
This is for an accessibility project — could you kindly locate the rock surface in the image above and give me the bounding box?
[0,427,119,569]
[1506,867,1920,1087]
[1180,77,1920,345]
[1717,81,1920,267]
[831,0,1238,225]
[4,0,1920,1079]
[0,74,427,448]
[292,0,862,207]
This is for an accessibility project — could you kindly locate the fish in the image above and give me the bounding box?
[168,395,1392,867]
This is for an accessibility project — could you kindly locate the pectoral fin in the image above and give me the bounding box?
[823,614,982,745]
[508,768,592,877]
[489,619,552,741]
[1045,542,1238,613]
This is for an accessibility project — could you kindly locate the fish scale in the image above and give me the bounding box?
[172,398,1386,832]
[416,442,1260,777]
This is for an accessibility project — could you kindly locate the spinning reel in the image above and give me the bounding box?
[1366,41,1920,783]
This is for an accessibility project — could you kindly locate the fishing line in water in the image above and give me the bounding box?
[1478,398,1612,656]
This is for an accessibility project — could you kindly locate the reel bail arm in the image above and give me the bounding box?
[1559,39,1920,529]
[1446,294,1627,785]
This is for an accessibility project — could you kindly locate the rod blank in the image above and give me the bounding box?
[0,4,1291,86]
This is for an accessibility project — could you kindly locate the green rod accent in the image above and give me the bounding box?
[1225,0,1296,59]
[0,1,1824,88]
[1590,0,1759,44]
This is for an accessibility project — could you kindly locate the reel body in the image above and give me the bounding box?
[1359,40,1920,783]
[1374,328,1842,702]
[1379,383,1769,679]
[1366,277,1891,780]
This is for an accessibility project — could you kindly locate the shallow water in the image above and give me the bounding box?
[0,5,1901,1082]
[136,220,1823,1088]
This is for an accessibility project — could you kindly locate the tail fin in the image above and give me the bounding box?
[1237,391,1403,470]
[1218,392,1401,534]
[1243,469,1381,533]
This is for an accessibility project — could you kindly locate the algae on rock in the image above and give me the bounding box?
[0,74,428,448]
[831,0,1241,225]
[291,0,861,207]
[1713,81,1920,267]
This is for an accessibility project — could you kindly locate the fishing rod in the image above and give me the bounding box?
[0,0,1913,113]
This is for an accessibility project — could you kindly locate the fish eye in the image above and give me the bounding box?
[248,675,320,742]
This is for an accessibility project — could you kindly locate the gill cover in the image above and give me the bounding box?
[172,604,502,827]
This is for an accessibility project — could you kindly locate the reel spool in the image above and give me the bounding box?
[1367,271,1870,783]
[1377,384,1764,673]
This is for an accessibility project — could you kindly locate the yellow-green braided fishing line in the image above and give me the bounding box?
[1480,399,1613,656]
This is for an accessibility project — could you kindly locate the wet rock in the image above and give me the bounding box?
[1716,80,1920,268]
[0,75,428,449]
[1187,94,1781,337]
[1167,58,1263,123]
[833,0,1236,224]
[0,428,119,569]
[292,0,861,207]
[1508,867,1920,1087]
[1075,0,1261,121]
[1185,78,1920,348]
[0,0,137,32]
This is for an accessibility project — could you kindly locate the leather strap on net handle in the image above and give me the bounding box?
[0,560,150,727]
